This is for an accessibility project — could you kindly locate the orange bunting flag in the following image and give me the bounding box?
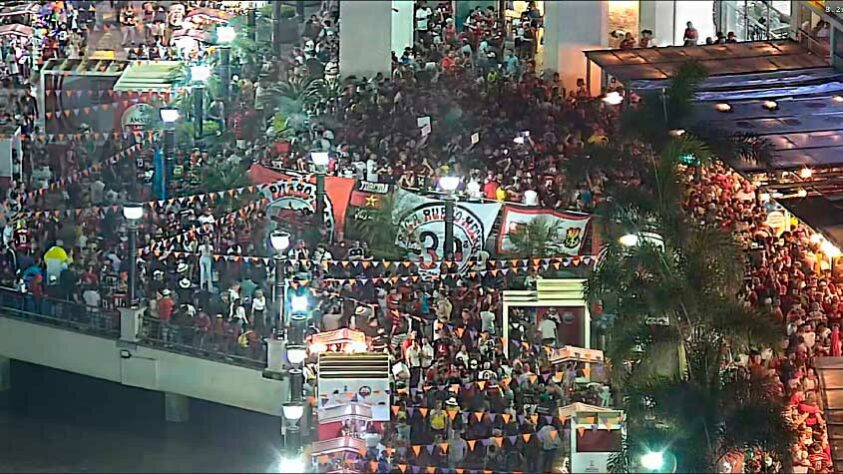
[501,413,511,424]
[419,408,429,418]
[530,414,539,425]
[426,467,436,474]
[392,405,401,416]
[398,464,408,473]
[467,439,477,451]
[412,445,422,457]
[549,429,558,440]
[522,433,532,443]
[529,374,539,384]
[476,380,486,390]
[456,469,464,474]
[370,461,379,471]
[448,410,458,420]
[474,412,484,422]
[439,442,449,453]
[493,436,504,447]
[456,327,465,338]
[450,384,460,393]
[577,426,586,437]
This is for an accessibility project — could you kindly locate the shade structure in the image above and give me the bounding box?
[585,40,826,84]
[0,23,33,38]
[184,7,234,24]
[113,61,185,92]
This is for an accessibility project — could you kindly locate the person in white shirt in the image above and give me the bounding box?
[198,238,214,291]
[537,423,563,473]
[392,358,410,381]
[405,339,422,388]
[480,309,496,334]
[420,338,434,369]
[466,177,482,199]
[539,316,558,347]
[366,155,379,183]
[251,289,267,332]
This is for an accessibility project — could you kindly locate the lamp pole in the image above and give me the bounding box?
[247,7,257,41]
[193,85,204,140]
[128,219,138,305]
[272,0,283,57]
[444,195,455,261]
[123,204,144,307]
[315,168,325,240]
[218,46,231,104]
[275,252,286,334]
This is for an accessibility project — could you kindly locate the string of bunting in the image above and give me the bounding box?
[44,100,139,121]
[20,144,145,203]
[17,131,156,143]
[43,89,171,102]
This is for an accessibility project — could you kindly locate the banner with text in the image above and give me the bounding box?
[497,206,591,256]
[393,188,501,274]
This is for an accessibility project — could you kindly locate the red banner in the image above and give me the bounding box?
[249,164,355,238]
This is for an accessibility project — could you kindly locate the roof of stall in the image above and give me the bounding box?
[112,61,184,92]
[41,58,130,76]
[584,40,827,84]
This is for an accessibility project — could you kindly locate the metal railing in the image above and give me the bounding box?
[138,315,267,369]
[0,287,121,339]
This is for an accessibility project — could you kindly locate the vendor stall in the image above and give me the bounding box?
[309,328,368,355]
[558,402,625,474]
[317,352,390,421]
[0,3,39,26]
[0,23,33,38]
[0,123,22,188]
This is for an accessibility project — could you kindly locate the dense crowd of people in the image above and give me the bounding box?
[0,1,838,473]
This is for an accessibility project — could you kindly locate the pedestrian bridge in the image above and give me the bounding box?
[0,289,288,420]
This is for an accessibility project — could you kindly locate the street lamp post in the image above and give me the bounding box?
[247,6,256,41]
[310,152,329,243]
[272,0,283,57]
[282,401,304,463]
[216,26,236,104]
[270,230,291,335]
[159,107,179,197]
[190,65,210,141]
[439,176,461,261]
[123,203,144,306]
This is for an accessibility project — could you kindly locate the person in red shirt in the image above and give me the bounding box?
[483,176,499,200]
[157,289,175,343]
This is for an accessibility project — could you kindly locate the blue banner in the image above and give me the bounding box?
[153,148,166,200]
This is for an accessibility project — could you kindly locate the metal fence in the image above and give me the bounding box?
[138,315,267,369]
[0,287,121,339]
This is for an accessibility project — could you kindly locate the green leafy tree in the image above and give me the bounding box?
[506,216,566,258]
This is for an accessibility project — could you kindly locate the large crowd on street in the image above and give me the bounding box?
[0,1,835,473]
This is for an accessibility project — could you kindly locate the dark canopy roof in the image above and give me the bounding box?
[584,40,826,83]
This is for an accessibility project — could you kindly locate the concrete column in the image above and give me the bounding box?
[639,0,676,46]
[339,0,392,78]
[0,357,10,392]
[164,392,189,423]
[118,306,145,343]
[392,0,414,55]
[266,338,286,373]
[543,0,609,96]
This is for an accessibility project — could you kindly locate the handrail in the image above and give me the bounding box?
[0,287,121,339]
[138,315,267,369]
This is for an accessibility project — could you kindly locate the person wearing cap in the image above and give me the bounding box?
[158,288,175,344]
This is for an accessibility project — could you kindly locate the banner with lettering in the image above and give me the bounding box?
[249,164,355,239]
[392,188,501,274]
[345,181,393,240]
[496,206,591,255]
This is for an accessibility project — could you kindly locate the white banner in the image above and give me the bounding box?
[497,206,591,255]
[392,189,502,274]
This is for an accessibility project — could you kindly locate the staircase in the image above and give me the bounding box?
[815,357,843,472]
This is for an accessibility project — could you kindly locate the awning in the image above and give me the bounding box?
[557,402,622,419]
[0,23,32,38]
[41,58,129,76]
[0,3,39,18]
[184,7,234,24]
[548,345,604,365]
[112,61,185,92]
[585,40,827,85]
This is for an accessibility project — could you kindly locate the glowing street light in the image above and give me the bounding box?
[278,456,306,473]
[216,25,236,44]
[270,230,291,253]
[641,451,665,471]
[439,176,461,193]
[286,344,307,365]
[282,403,305,421]
[291,295,309,313]
[602,91,623,105]
[619,233,639,247]
[190,64,211,83]
[159,107,180,124]
[715,103,732,113]
[668,129,685,137]
[762,100,778,111]
[310,151,330,168]
[799,167,813,179]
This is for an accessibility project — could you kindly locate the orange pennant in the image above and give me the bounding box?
[549,429,558,440]
[456,470,464,474]
[426,467,436,474]
[501,413,511,424]
[493,436,504,447]
[439,442,449,452]
[419,407,429,418]
[398,464,407,473]
[522,433,532,443]
[412,445,422,457]
[392,405,401,416]
[476,380,486,390]
[530,414,538,425]
[448,410,458,420]
[474,412,484,422]
[577,426,586,437]
[467,439,477,451]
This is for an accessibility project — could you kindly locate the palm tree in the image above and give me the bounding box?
[588,128,790,471]
[506,216,565,258]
